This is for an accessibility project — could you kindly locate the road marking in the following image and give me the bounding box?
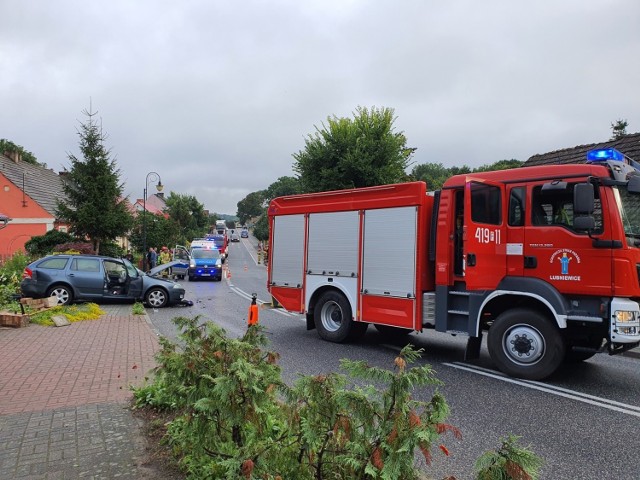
[443,362,640,418]
[241,238,260,265]
[228,285,299,318]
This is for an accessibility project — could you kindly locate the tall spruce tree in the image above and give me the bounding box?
[57,107,133,253]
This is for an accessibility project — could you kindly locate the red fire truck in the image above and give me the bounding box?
[267,149,640,380]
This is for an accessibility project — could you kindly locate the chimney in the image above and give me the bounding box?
[3,151,22,163]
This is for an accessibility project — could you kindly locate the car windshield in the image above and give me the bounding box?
[122,258,139,277]
[192,249,220,259]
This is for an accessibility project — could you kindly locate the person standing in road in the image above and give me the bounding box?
[147,247,158,270]
[159,246,171,264]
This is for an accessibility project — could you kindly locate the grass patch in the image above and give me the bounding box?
[30,303,105,326]
[132,302,146,315]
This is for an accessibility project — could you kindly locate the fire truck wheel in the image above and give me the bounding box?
[488,309,565,380]
[314,290,355,343]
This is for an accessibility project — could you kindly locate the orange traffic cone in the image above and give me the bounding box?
[248,294,259,326]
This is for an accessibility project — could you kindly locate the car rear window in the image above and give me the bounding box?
[37,257,69,269]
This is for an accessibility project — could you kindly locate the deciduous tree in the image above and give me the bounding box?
[236,191,265,225]
[164,192,209,243]
[293,106,414,192]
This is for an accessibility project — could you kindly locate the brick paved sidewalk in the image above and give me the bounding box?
[0,304,162,479]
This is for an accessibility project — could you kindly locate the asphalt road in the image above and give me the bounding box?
[146,236,640,480]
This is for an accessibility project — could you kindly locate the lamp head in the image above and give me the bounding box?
[156,180,164,192]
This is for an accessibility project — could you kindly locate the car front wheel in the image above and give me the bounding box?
[145,288,168,308]
[47,285,73,306]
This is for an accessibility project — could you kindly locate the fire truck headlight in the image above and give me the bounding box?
[615,310,640,336]
[615,311,636,323]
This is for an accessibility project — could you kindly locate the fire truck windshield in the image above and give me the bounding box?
[613,186,640,241]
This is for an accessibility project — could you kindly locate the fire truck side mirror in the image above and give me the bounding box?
[573,182,596,232]
[627,175,640,194]
[573,183,594,215]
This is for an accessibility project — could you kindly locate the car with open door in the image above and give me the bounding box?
[21,254,186,308]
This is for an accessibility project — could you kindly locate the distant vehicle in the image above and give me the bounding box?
[204,235,229,259]
[230,231,240,242]
[20,254,186,308]
[240,230,249,238]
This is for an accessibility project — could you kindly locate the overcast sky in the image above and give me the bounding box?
[2,1,639,215]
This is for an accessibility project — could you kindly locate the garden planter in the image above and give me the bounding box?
[0,313,30,328]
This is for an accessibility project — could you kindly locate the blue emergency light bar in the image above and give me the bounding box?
[586,148,624,162]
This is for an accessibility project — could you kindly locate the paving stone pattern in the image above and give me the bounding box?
[0,305,161,479]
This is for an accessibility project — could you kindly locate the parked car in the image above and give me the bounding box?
[240,229,249,238]
[171,246,190,279]
[20,254,186,308]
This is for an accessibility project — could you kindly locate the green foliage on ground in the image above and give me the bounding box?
[29,303,104,326]
[475,434,544,480]
[133,316,543,479]
[132,302,146,315]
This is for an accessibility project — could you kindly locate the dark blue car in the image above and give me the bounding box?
[20,254,186,308]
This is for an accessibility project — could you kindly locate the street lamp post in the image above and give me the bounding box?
[142,172,163,271]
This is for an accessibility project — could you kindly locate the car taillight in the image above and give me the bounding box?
[22,267,33,280]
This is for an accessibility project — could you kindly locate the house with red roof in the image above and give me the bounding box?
[0,151,68,260]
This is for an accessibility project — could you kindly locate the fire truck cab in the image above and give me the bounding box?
[267,149,640,380]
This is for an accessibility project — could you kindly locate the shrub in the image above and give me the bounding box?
[132,302,146,315]
[475,434,544,480]
[99,241,125,258]
[53,242,95,254]
[133,316,543,479]
[24,230,75,256]
[0,251,30,306]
